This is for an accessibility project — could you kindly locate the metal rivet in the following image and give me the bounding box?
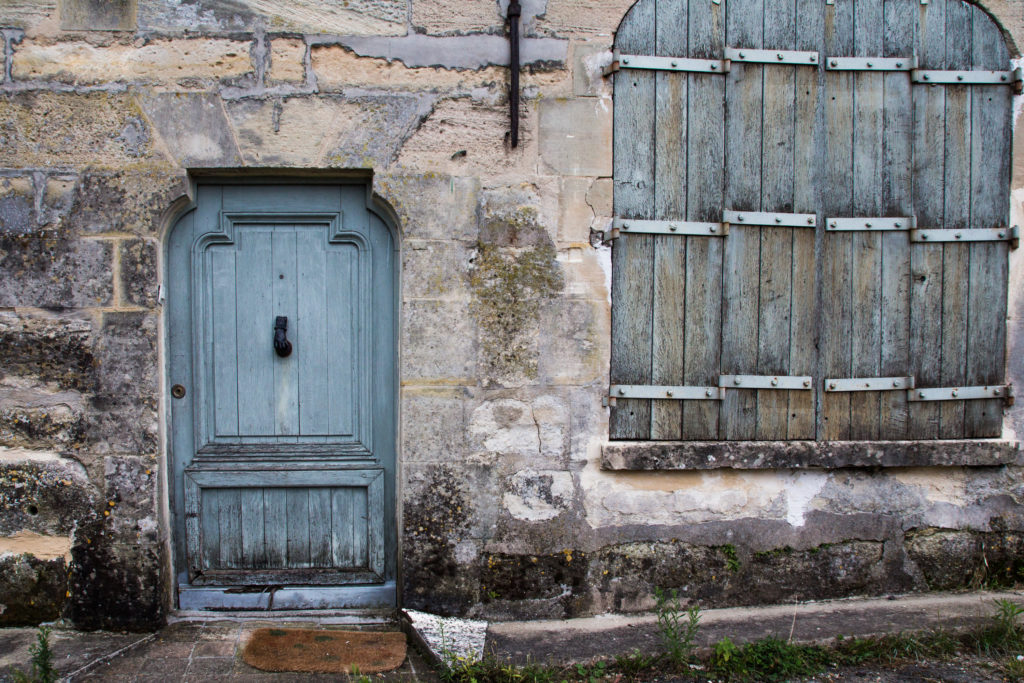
[1001,74,1008,81]
[952,389,959,397]
[894,222,901,228]
[995,389,1002,396]
[999,231,1006,239]
[777,53,784,60]
[809,55,816,62]
[955,232,962,239]
[830,221,837,227]
[623,58,630,64]
[671,61,678,67]
[923,74,930,80]
[957,74,963,81]
[919,391,926,398]
[828,382,836,390]
[803,380,811,388]
[830,60,838,67]
[867,62,873,68]
[739,52,746,59]
[896,62,903,68]
[865,222,872,229]
[706,389,714,397]
[921,233,929,240]
[666,390,673,397]
[734,377,742,385]
[622,223,630,230]
[737,214,744,221]
[709,225,717,233]
[775,216,781,223]
[711,63,718,70]
[893,380,901,388]
[807,217,815,225]
[618,388,626,395]
[771,377,779,386]
[669,224,678,231]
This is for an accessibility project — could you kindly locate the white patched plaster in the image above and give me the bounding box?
[404,609,487,664]
[594,239,612,303]
[785,471,829,527]
[503,468,574,521]
[469,396,567,460]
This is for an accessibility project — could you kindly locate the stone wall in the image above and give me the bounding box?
[0,0,1023,629]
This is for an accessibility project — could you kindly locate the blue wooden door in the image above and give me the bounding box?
[167,183,397,609]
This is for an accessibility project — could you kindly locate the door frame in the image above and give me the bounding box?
[159,174,403,611]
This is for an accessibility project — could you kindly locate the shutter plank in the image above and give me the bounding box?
[820,0,855,440]
[938,1,972,439]
[789,0,824,439]
[720,0,765,440]
[756,0,797,440]
[966,5,1011,437]
[878,0,915,439]
[681,0,726,439]
[240,488,266,569]
[907,0,945,439]
[651,0,688,439]
[849,0,884,440]
[610,0,656,440]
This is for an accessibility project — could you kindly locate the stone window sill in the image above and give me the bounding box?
[601,440,1022,471]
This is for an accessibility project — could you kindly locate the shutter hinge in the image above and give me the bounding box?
[719,375,813,390]
[824,377,915,392]
[604,50,729,76]
[911,68,1022,89]
[723,210,817,228]
[910,225,1018,247]
[825,216,915,231]
[607,385,725,406]
[724,48,819,66]
[908,385,1013,404]
[825,57,917,71]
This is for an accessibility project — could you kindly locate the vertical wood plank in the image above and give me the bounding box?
[720,0,765,440]
[878,0,915,439]
[966,5,1011,437]
[756,0,797,440]
[849,0,884,440]
[938,1,972,438]
[820,0,855,440]
[650,0,687,440]
[327,247,356,435]
[240,488,265,569]
[681,0,725,439]
[200,488,220,570]
[789,0,824,439]
[272,227,299,437]
[610,0,656,439]
[297,228,330,436]
[218,488,242,569]
[236,228,274,436]
[210,249,239,437]
[308,488,333,567]
[263,488,288,567]
[286,487,310,568]
[331,488,356,567]
[906,0,944,439]
[367,477,383,575]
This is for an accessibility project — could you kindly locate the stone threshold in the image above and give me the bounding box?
[601,439,1022,470]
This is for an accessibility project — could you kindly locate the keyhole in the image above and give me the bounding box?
[279,274,284,279]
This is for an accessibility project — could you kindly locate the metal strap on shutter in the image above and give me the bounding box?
[605,48,820,76]
[911,226,1019,246]
[912,69,1022,87]
[605,385,725,407]
[719,375,812,390]
[909,385,1014,405]
[824,377,915,392]
[825,216,915,231]
[826,57,916,71]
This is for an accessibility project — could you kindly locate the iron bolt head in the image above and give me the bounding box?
[893,380,901,388]
[771,377,779,386]
[828,382,836,390]
[867,62,873,68]
[921,233,929,240]
[666,390,673,397]
[957,74,963,81]
[623,58,630,64]
[734,377,742,385]
[618,388,626,395]
[865,222,872,229]
[803,380,811,387]
[896,62,903,68]
[706,389,714,397]
[711,63,718,70]
[739,52,746,59]
[995,389,1002,396]
[775,216,781,223]
[670,224,678,231]
[737,214,744,221]
[830,60,838,67]
[952,390,959,397]
[622,223,630,230]
[809,55,816,62]
[807,217,815,225]
[919,391,926,398]
[671,61,678,67]
[923,74,930,80]
[777,53,784,60]
[955,232,962,239]
[1002,74,1008,81]
[709,225,717,233]
[894,222,901,228]
[999,231,1006,238]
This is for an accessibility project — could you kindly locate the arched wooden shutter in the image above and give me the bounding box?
[608,0,1014,441]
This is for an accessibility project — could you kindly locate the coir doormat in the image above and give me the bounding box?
[241,628,407,674]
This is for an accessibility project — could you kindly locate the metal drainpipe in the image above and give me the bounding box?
[507,0,521,148]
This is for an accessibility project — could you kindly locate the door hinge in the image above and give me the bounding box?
[606,217,727,239]
[719,375,813,390]
[911,68,1023,90]
[908,385,1013,405]
[825,376,915,392]
[910,225,1018,248]
[825,216,915,231]
[723,210,817,228]
[604,51,728,76]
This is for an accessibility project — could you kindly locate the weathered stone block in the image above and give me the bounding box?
[65,170,189,236]
[586,177,612,217]
[138,0,406,36]
[66,531,162,631]
[401,388,468,463]
[502,468,574,522]
[59,0,136,30]
[402,239,472,299]
[373,173,480,241]
[0,449,95,537]
[0,312,95,392]
[539,98,612,176]
[539,0,636,37]
[120,238,158,307]
[537,299,606,384]
[139,92,242,167]
[557,176,593,243]
[0,554,67,626]
[0,177,36,234]
[475,550,589,620]
[469,396,568,462]
[94,311,157,403]
[41,176,76,228]
[0,405,84,450]
[102,456,158,544]
[411,0,502,36]
[0,233,114,308]
[0,92,160,167]
[401,300,477,382]
[1,1,59,36]
[905,529,983,590]
[267,38,306,84]
[323,95,434,168]
[82,398,158,455]
[13,39,251,85]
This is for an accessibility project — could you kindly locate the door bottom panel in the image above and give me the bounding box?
[178,581,396,610]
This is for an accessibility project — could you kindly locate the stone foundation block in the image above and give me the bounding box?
[0,554,67,626]
[0,234,114,308]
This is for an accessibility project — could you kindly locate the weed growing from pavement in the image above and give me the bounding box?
[10,625,57,683]
[434,598,1024,682]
